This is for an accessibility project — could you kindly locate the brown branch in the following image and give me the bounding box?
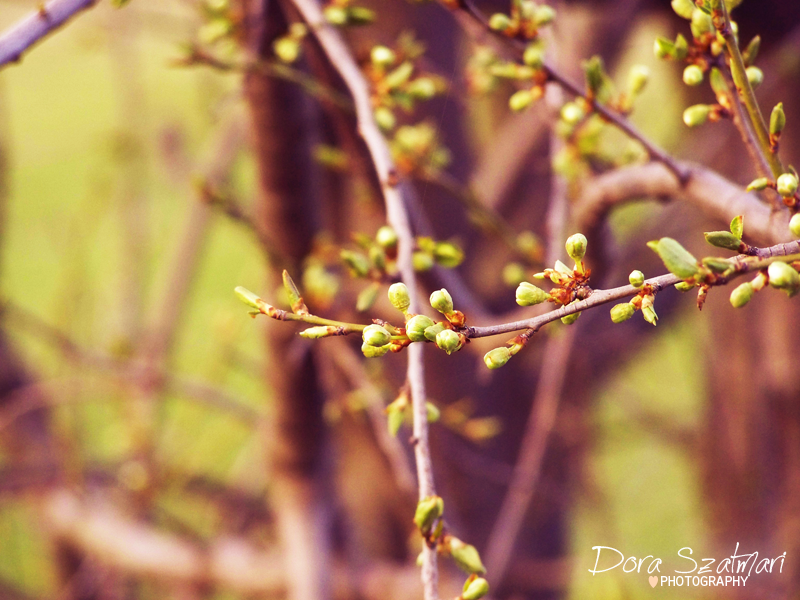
[0,0,97,68]
[288,1,439,597]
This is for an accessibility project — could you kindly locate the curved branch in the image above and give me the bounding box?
[0,0,97,68]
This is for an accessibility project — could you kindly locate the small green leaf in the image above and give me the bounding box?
[730,215,744,239]
[648,238,700,279]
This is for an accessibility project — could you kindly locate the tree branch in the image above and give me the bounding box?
[0,0,97,68]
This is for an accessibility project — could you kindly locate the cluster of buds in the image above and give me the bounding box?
[322,0,375,27]
[729,261,800,307]
[609,271,658,325]
[488,0,556,40]
[747,170,799,210]
[273,23,308,64]
[368,42,446,133]
[390,122,451,175]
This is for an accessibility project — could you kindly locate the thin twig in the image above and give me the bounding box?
[287,1,438,597]
[0,0,97,68]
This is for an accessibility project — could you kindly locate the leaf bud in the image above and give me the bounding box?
[509,89,534,112]
[746,66,764,89]
[370,45,396,69]
[361,342,390,358]
[433,242,464,268]
[704,230,744,252]
[729,281,754,308]
[363,324,392,347]
[423,322,446,342]
[388,282,411,314]
[671,0,694,19]
[299,326,339,339]
[462,578,490,600]
[235,286,263,311]
[341,249,371,277]
[560,102,585,125]
[770,103,785,137]
[323,5,348,25]
[683,104,711,127]
[653,37,675,59]
[561,311,580,325]
[565,233,588,261]
[413,251,434,271]
[742,35,760,66]
[777,173,799,198]
[450,537,487,574]
[583,56,605,96]
[627,65,650,95]
[523,44,544,68]
[641,305,658,326]
[534,4,556,26]
[407,77,438,100]
[387,404,405,437]
[488,13,512,32]
[789,213,800,238]
[648,237,700,279]
[516,281,550,306]
[730,215,744,239]
[430,288,454,314]
[675,281,695,292]
[683,64,704,86]
[484,347,512,369]
[708,67,726,97]
[347,6,375,25]
[610,302,635,323]
[690,8,714,39]
[629,270,645,288]
[674,34,689,59]
[273,37,300,63]
[406,315,435,342]
[426,402,440,423]
[375,225,398,249]
[435,329,463,355]
[768,261,800,296]
[746,177,771,192]
[414,495,444,534]
[374,106,396,131]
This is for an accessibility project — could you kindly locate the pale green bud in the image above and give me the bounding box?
[363,324,392,347]
[777,173,799,198]
[516,281,550,306]
[388,282,411,313]
[361,342,390,358]
[627,65,650,95]
[674,33,688,59]
[690,8,714,39]
[341,249,371,277]
[671,0,695,19]
[450,537,487,574]
[387,404,405,437]
[374,106,396,131]
[560,102,585,125]
[484,347,512,369]
[407,77,438,100]
[704,230,744,252]
[746,66,764,89]
[433,242,464,268]
[561,311,580,325]
[509,89,534,112]
[273,37,300,63]
[746,177,771,192]
[413,251,434,271]
[642,305,658,326]
[370,45,396,68]
[234,286,262,310]
[565,233,588,261]
[423,322,446,342]
[768,261,800,296]
[742,35,760,66]
[629,270,645,288]
[347,6,375,24]
[406,315,435,342]
[675,281,695,292]
[502,263,527,286]
[426,402,440,423]
[683,64,704,86]
[730,215,744,239]
[789,213,800,238]
[414,495,444,534]
[488,13,512,31]
[534,4,556,26]
[770,103,785,137]
[610,303,635,323]
[683,104,711,127]
[647,237,700,279]
[323,5,348,25]
[462,578,490,600]
[709,67,726,97]
[654,37,674,59]
[729,281,754,308]
[430,288,454,314]
[523,44,544,68]
[299,326,338,339]
[375,225,398,249]
[436,329,463,355]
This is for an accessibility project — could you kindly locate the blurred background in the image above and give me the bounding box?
[1,0,799,599]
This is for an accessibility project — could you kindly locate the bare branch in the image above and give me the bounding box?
[0,0,97,68]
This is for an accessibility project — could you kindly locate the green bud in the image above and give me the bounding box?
[414,495,444,534]
[746,177,771,192]
[561,311,581,325]
[704,230,744,252]
[534,4,556,26]
[450,537,487,574]
[516,281,550,306]
[387,404,405,437]
[610,303,635,323]
[583,56,605,96]
[234,286,262,311]
[770,103,786,137]
[413,251,434,271]
[462,578,490,600]
[730,215,744,239]
[273,37,301,63]
[653,37,675,59]
[407,77,438,100]
[484,347,512,369]
[361,342,390,358]
[433,242,464,268]
[777,173,799,198]
[371,45,396,68]
[671,0,695,19]
[565,233,588,261]
[341,249,371,277]
[690,8,714,39]
[642,305,658,326]
[406,315,435,342]
[509,89,534,112]
[560,102,585,125]
[648,237,700,279]
[624,271,643,289]
[384,62,414,90]
[742,35,760,66]
[347,6,375,25]
[430,288,454,314]
[488,13,512,31]
[683,104,711,127]
[729,281,754,308]
[709,68,726,97]
[388,282,411,314]
[674,33,688,59]
[789,213,800,238]
[375,225,398,249]
[768,261,800,296]
[627,65,650,95]
[683,64,704,86]
[436,329,463,355]
[369,246,386,272]
[374,106,396,131]
[523,44,544,68]
[502,263,527,286]
[363,324,392,347]
[299,326,338,339]
[746,66,764,89]
[423,322,446,342]
[323,5,348,25]
[426,402,441,423]
[675,281,696,292]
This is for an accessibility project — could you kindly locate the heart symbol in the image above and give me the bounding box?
[649,576,658,588]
